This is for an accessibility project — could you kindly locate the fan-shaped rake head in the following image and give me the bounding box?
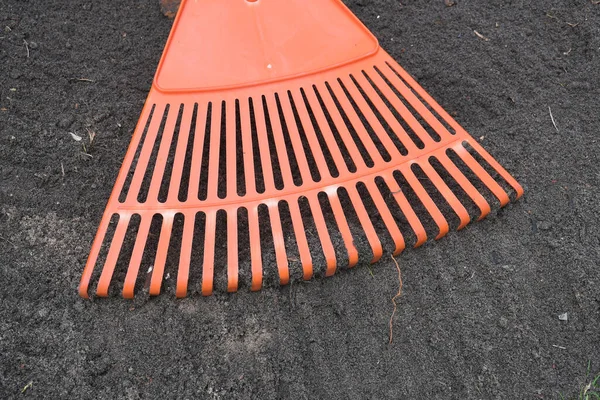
[79,0,523,298]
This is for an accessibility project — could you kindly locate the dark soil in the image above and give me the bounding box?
[1,1,599,399]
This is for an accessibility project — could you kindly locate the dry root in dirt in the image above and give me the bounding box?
[389,255,403,344]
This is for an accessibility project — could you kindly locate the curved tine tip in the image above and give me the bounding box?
[78,285,90,299]
[435,225,450,241]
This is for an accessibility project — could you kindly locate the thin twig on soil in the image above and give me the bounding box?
[389,255,403,344]
[21,381,33,394]
[549,106,559,133]
[69,78,96,83]
[474,30,490,41]
[23,39,29,58]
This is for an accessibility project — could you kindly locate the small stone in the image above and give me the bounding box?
[10,70,21,79]
[558,313,568,321]
[65,42,72,49]
[499,317,508,328]
[28,41,38,49]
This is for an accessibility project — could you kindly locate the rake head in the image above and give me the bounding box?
[79,0,523,298]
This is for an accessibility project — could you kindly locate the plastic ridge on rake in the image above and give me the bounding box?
[79,0,523,298]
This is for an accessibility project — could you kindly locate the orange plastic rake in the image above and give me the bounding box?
[79,0,523,298]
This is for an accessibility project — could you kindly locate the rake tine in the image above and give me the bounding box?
[97,214,131,297]
[468,140,524,198]
[268,204,290,285]
[308,195,337,276]
[364,179,405,256]
[149,214,174,296]
[346,186,383,263]
[225,209,239,292]
[206,102,222,200]
[288,199,313,280]
[326,80,388,164]
[365,69,437,147]
[378,64,454,141]
[248,206,263,291]
[454,144,510,206]
[176,212,194,298]
[400,166,450,240]
[226,100,238,198]
[126,104,167,202]
[187,102,208,200]
[167,103,194,201]
[349,74,420,154]
[383,173,428,247]
[254,96,277,193]
[436,150,491,221]
[240,98,257,195]
[265,94,294,188]
[201,211,217,296]
[79,213,112,298]
[147,103,180,201]
[122,214,152,299]
[328,192,360,267]
[419,161,471,230]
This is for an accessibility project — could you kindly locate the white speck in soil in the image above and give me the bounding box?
[558,313,568,321]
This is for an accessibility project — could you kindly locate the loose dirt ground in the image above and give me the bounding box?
[1,1,599,399]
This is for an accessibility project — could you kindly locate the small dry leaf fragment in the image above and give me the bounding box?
[444,0,456,6]
[159,0,181,18]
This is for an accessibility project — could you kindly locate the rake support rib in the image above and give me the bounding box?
[80,0,522,297]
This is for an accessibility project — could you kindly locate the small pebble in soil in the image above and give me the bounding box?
[558,313,568,321]
[499,317,508,328]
